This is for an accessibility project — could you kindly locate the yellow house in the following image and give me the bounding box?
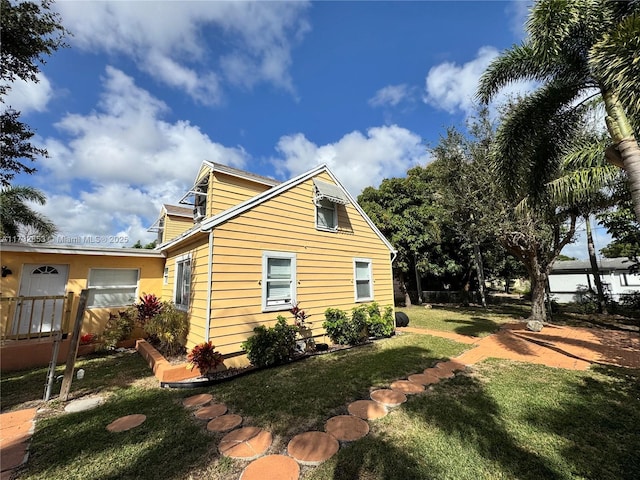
[0,244,164,371]
[0,162,395,370]
[157,162,396,366]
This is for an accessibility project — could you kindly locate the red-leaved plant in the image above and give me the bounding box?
[290,303,310,328]
[80,333,96,345]
[136,293,162,324]
[187,341,224,376]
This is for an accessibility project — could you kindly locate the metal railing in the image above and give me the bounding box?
[1,292,73,342]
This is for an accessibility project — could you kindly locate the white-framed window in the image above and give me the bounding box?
[87,268,139,308]
[163,267,169,285]
[262,251,296,311]
[316,198,338,231]
[354,258,373,302]
[174,255,191,310]
[621,273,640,286]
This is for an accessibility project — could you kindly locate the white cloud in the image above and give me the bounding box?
[424,46,536,116]
[506,1,532,39]
[54,1,310,104]
[3,72,53,114]
[273,125,430,195]
[34,67,251,246]
[368,84,416,108]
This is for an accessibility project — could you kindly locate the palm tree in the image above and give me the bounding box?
[0,185,56,241]
[478,0,640,221]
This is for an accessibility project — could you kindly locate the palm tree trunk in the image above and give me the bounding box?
[473,243,487,307]
[602,91,640,222]
[585,215,608,314]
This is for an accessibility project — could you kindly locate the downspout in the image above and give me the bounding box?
[204,229,213,342]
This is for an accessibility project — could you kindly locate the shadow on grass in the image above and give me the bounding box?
[445,317,500,337]
[526,365,640,480]
[209,338,466,437]
[22,387,218,480]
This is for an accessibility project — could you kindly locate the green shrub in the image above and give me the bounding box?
[144,302,189,356]
[323,308,351,345]
[99,307,136,350]
[350,306,369,344]
[241,316,298,367]
[367,304,395,338]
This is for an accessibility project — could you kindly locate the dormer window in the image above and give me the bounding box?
[313,178,350,232]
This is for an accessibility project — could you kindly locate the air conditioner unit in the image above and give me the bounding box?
[193,205,206,222]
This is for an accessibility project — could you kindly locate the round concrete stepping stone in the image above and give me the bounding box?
[240,454,300,480]
[219,426,272,460]
[182,393,212,408]
[427,366,454,379]
[436,360,466,374]
[64,395,104,413]
[408,373,441,386]
[106,414,146,432]
[347,400,387,420]
[422,368,443,381]
[325,415,369,442]
[194,403,227,420]
[207,413,243,432]
[390,380,425,394]
[370,389,407,407]
[287,431,339,466]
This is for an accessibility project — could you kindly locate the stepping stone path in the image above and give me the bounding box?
[177,356,465,479]
[240,454,300,480]
[390,380,425,394]
[219,427,272,460]
[347,400,388,420]
[370,389,407,407]
[207,414,243,432]
[64,395,105,413]
[195,403,227,420]
[106,414,146,432]
[325,415,369,442]
[182,393,213,408]
[287,431,339,466]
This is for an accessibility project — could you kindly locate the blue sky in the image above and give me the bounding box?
[5,0,608,258]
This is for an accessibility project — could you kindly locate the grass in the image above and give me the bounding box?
[397,303,531,337]
[3,307,639,480]
[2,333,467,480]
[307,360,640,480]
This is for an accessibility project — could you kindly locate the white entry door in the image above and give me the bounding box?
[13,264,69,335]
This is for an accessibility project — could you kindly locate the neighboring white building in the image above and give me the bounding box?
[549,257,640,303]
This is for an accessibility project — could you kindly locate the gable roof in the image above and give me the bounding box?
[206,161,281,187]
[160,164,395,254]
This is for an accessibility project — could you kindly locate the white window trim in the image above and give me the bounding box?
[315,198,338,232]
[163,267,169,285]
[353,258,373,302]
[262,251,297,312]
[173,254,192,311]
[87,268,140,308]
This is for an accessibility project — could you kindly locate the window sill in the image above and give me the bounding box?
[316,226,338,233]
[355,298,374,303]
[175,304,189,312]
[262,304,293,313]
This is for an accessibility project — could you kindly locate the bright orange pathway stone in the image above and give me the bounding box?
[426,367,454,379]
[207,414,242,432]
[408,373,440,386]
[325,415,369,442]
[288,431,339,466]
[422,368,443,381]
[106,414,146,432]
[347,400,387,420]
[370,389,407,407]
[0,408,36,475]
[240,454,300,480]
[219,427,272,460]
[436,360,466,374]
[390,380,425,394]
[182,393,212,408]
[194,403,227,420]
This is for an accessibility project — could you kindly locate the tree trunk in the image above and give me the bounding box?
[398,271,412,307]
[413,253,423,305]
[585,215,608,314]
[529,272,548,323]
[602,90,640,222]
[473,243,487,307]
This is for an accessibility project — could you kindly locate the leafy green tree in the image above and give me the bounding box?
[1,0,68,186]
[598,183,640,259]
[0,185,56,240]
[478,0,640,222]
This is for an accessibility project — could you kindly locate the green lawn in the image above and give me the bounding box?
[3,316,638,480]
[397,303,531,337]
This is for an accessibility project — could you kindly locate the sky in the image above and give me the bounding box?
[5,0,609,258]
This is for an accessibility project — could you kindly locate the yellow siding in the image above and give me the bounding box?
[209,172,273,216]
[0,251,164,336]
[208,172,394,361]
[162,233,211,349]
[163,214,193,243]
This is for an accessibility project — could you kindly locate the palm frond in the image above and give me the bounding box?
[546,164,621,205]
